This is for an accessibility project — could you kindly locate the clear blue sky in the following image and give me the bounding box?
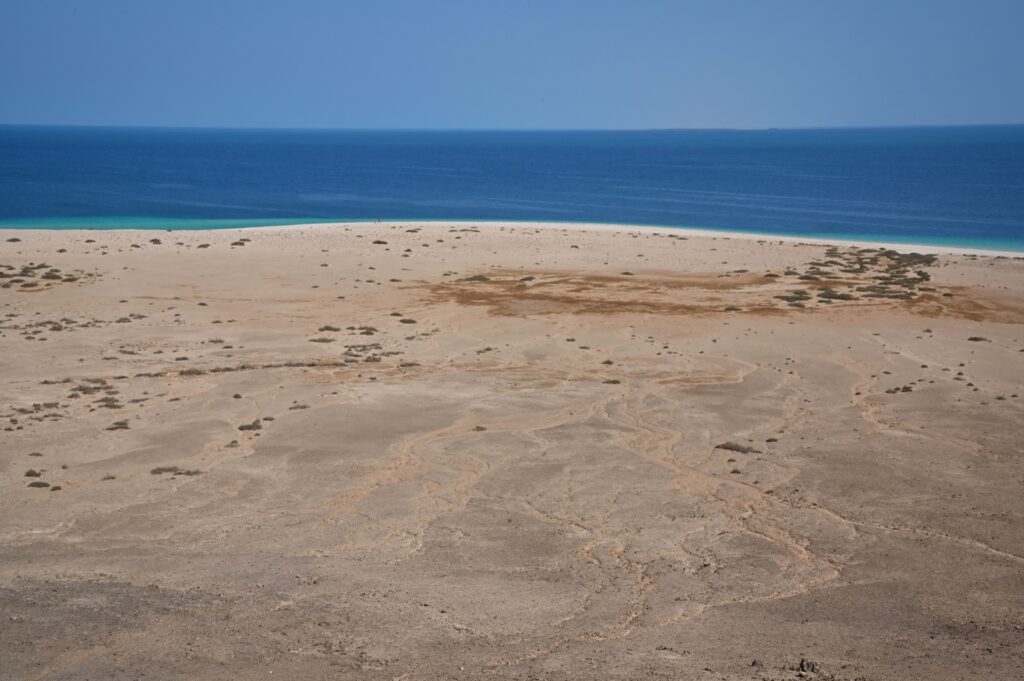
[2,0,1022,129]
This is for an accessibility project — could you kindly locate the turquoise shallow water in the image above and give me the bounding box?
[0,216,341,230]
[2,125,1022,251]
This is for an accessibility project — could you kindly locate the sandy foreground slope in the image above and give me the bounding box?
[1,221,1022,681]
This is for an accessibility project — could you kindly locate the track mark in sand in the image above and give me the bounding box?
[836,352,986,457]
[26,644,110,681]
[758,356,1024,567]
[782,494,1024,566]
[476,364,850,652]
[315,388,614,558]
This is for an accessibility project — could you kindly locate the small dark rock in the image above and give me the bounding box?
[715,442,762,454]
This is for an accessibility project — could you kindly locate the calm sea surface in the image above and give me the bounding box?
[1,125,1022,250]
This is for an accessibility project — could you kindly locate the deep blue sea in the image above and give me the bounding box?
[1,125,1023,250]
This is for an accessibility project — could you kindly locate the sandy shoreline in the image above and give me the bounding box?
[7,219,1024,257]
[2,222,1022,680]
[270,221,1024,258]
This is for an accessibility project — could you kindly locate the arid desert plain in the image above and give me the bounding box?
[1,222,1022,680]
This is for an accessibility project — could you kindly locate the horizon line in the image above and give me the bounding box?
[2,122,1024,134]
